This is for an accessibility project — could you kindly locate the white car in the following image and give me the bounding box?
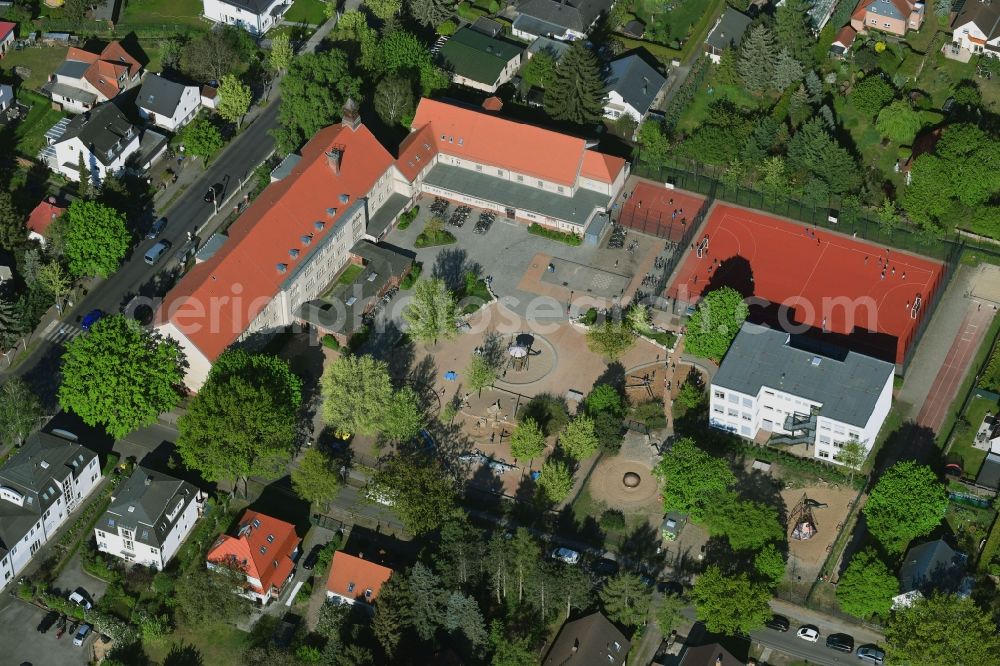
[796,625,820,642]
[551,547,581,565]
[68,590,92,610]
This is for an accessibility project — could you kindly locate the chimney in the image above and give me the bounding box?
[342,98,361,130]
[715,656,723,666]
[326,145,344,175]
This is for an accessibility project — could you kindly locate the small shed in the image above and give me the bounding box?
[584,211,610,246]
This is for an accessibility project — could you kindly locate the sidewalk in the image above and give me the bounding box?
[769,598,884,645]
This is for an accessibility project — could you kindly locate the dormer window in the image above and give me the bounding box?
[259,546,267,554]
[289,248,300,259]
[266,534,275,543]
[326,207,336,217]
[364,588,373,599]
[347,582,355,593]
[301,234,312,245]
[314,221,325,231]
[276,263,287,273]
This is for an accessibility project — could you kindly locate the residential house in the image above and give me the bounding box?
[830,25,858,57]
[0,83,12,113]
[325,551,394,610]
[603,51,666,122]
[156,98,626,390]
[850,0,924,37]
[709,322,894,464]
[525,35,571,61]
[543,612,629,665]
[438,27,523,93]
[26,197,67,246]
[0,432,101,588]
[950,0,1000,59]
[43,41,142,114]
[202,0,289,35]
[94,466,206,570]
[40,102,142,184]
[704,8,752,64]
[893,539,973,608]
[206,510,300,606]
[679,642,744,666]
[0,21,14,57]
[137,74,201,132]
[512,0,613,41]
[977,451,1000,490]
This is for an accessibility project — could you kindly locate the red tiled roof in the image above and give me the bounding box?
[482,96,503,111]
[206,510,299,595]
[395,123,438,182]
[411,98,593,187]
[160,121,396,362]
[835,25,857,47]
[27,199,66,237]
[65,41,141,100]
[65,46,101,65]
[580,151,626,183]
[0,21,16,41]
[326,551,393,604]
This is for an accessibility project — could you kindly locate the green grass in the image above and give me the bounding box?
[945,499,996,559]
[144,623,250,666]
[677,80,761,133]
[120,0,206,26]
[283,0,327,25]
[0,45,70,91]
[948,395,995,473]
[624,0,723,62]
[335,263,364,286]
[15,90,68,158]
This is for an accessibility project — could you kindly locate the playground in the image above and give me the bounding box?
[666,203,945,364]
[781,483,859,598]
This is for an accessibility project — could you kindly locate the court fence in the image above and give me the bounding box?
[631,156,978,375]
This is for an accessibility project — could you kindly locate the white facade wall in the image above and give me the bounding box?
[603,91,641,122]
[51,135,141,183]
[156,323,213,391]
[95,492,203,570]
[141,86,201,131]
[452,54,521,93]
[202,0,285,35]
[953,20,1000,56]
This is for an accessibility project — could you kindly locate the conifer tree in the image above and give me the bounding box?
[544,41,606,124]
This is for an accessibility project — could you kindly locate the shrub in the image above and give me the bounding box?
[632,400,667,430]
[400,262,423,289]
[321,334,340,350]
[527,223,582,245]
[437,19,458,34]
[582,308,599,326]
[397,206,419,230]
[600,509,627,530]
[81,545,122,583]
[415,228,457,248]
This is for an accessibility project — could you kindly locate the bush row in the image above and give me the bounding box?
[729,440,864,489]
[527,223,582,246]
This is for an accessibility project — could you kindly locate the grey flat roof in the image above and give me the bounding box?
[705,8,752,51]
[366,192,410,239]
[713,322,894,427]
[423,162,610,227]
[527,36,571,59]
[45,81,98,104]
[56,60,90,79]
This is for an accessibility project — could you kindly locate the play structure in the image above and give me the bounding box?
[789,493,819,541]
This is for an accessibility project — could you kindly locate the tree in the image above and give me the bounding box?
[371,455,456,534]
[704,492,784,551]
[599,573,652,627]
[62,200,129,278]
[217,74,252,130]
[384,387,425,443]
[403,277,457,344]
[691,566,773,635]
[637,119,670,166]
[849,74,895,117]
[537,459,574,503]
[774,0,813,62]
[406,0,453,27]
[586,321,635,360]
[444,592,487,646]
[59,316,184,439]
[753,542,786,586]
[178,117,224,160]
[653,438,735,521]
[510,417,545,460]
[786,117,860,193]
[655,591,686,635]
[172,563,251,627]
[0,377,43,447]
[863,461,947,553]
[366,0,401,19]
[675,380,704,411]
[373,76,415,126]
[160,38,183,71]
[885,594,1000,664]
[737,25,777,95]
[180,28,248,83]
[558,415,599,460]
[770,48,803,91]
[275,50,362,153]
[407,562,444,640]
[836,438,866,482]
[0,296,20,349]
[0,191,26,250]
[521,50,556,89]
[291,448,341,506]
[876,197,900,232]
[372,575,409,658]
[434,513,486,588]
[835,548,897,620]
[625,303,651,333]
[876,100,922,144]
[320,354,395,435]
[953,79,981,107]
[63,0,86,23]
[685,287,748,360]
[177,350,301,496]
[267,32,293,73]
[544,41,606,124]
[467,355,497,394]
[489,622,536,666]
[584,384,626,418]
[375,29,448,96]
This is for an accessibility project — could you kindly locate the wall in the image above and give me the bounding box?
[54,135,140,183]
[202,0,281,34]
[156,323,213,391]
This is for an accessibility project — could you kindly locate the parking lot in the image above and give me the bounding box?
[0,601,92,665]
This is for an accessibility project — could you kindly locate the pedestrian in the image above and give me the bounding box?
[979,303,983,311]
[853,231,857,238]
[902,272,906,280]
[864,256,868,265]
[891,266,896,276]
[880,270,885,280]
[638,200,642,209]
[906,301,910,309]
[669,198,674,205]
[614,259,619,267]
[817,238,820,246]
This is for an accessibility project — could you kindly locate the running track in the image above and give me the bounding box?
[916,304,995,432]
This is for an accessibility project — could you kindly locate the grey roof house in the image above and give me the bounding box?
[136,74,202,132]
[95,466,206,570]
[543,612,629,666]
[893,539,973,608]
[512,0,614,40]
[0,432,102,588]
[438,27,524,93]
[704,8,752,63]
[603,51,666,122]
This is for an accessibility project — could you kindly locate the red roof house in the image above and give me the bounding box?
[0,21,15,58]
[326,551,394,609]
[206,510,300,606]
[26,198,67,245]
[47,41,143,111]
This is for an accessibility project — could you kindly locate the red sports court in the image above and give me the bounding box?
[617,181,706,242]
[666,203,944,364]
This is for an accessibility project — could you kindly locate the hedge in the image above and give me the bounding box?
[729,440,863,489]
[979,514,1000,573]
[527,223,582,246]
[397,206,419,231]
[400,262,422,289]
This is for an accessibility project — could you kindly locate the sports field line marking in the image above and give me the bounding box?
[796,241,829,307]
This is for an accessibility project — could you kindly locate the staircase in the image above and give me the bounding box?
[769,406,820,447]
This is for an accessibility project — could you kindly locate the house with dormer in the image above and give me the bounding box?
[512,0,614,41]
[202,0,289,35]
[0,432,101,588]
[206,509,300,606]
[40,102,142,184]
[94,466,206,570]
[950,0,1000,59]
[326,551,394,611]
[44,41,143,114]
[850,0,924,37]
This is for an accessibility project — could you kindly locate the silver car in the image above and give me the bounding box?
[856,645,885,665]
[551,547,581,565]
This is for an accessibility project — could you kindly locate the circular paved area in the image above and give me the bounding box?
[494,332,558,386]
[588,457,660,510]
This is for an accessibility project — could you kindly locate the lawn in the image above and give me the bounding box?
[14,90,67,158]
[676,80,762,133]
[335,263,364,286]
[945,498,996,559]
[915,53,1000,110]
[283,0,327,25]
[948,394,996,474]
[119,0,207,28]
[144,622,251,665]
[0,45,69,91]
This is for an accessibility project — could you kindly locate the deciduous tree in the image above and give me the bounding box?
[655,591,685,634]
[373,76,415,126]
[849,74,895,117]
[537,458,574,503]
[754,542,786,586]
[522,50,556,89]
[173,564,251,627]
[510,417,545,460]
[0,377,43,447]
[885,594,1000,664]
[692,566,772,635]
[586,321,635,360]
[544,41,606,124]
[836,439,866,482]
[267,32,293,73]
[217,74,252,130]
[835,548,897,620]
[178,117,224,160]
[366,0,401,19]
[275,50,362,153]
[291,448,341,506]
[558,414,599,460]
[863,460,947,553]
[876,100,923,144]
[370,455,457,534]
[59,316,184,439]
[466,355,497,394]
[637,119,670,166]
[181,28,250,83]
[62,200,129,278]
[652,438,735,521]
[685,287,748,360]
[403,277,457,344]
[704,492,784,551]
[320,354,395,435]
[599,572,652,627]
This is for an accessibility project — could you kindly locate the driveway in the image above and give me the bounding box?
[53,552,108,606]
[0,601,92,665]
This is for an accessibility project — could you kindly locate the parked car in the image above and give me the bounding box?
[551,547,581,565]
[80,309,104,331]
[68,589,92,610]
[856,644,886,665]
[765,615,790,632]
[826,633,854,653]
[204,183,223,203]
[144,239,172,265]
[72,623,91,646]
[301,544,323,570]
[37,610,59,633]
[146,217,167,239]
[796,625,820,642]
[591,557,619,577]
